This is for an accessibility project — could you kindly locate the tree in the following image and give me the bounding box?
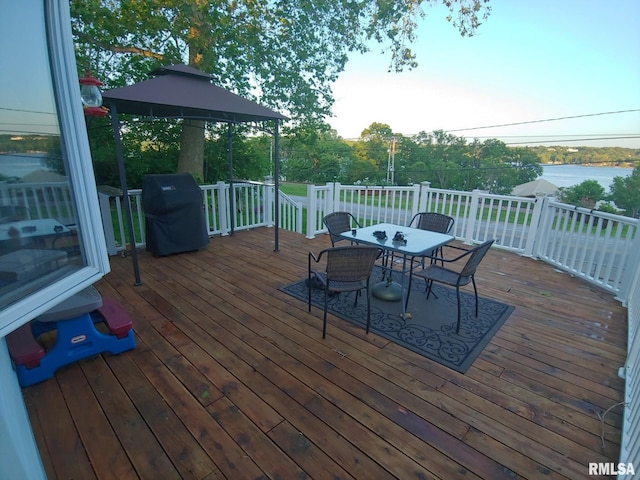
[471,141,541,194]
[280,129,352,183]
[71,0,491,180]
[609,166,640,218]
[557,180,606,209]
[354,122,397,183]
[417,130,468,189]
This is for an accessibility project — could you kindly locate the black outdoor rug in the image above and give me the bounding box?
[279,267,514,373]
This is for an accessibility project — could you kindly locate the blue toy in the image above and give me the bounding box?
[6,286,135,387]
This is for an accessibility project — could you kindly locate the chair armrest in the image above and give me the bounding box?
[309,248,331,265]
[428,244,473,263]
[309,251,321,264]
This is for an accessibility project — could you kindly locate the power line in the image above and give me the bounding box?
[0,107,56,115]
[444,109,640,133]
[462,133,640,139]
[505,135,640,145]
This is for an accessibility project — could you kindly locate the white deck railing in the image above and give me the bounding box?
[0,182,76,226]
[305,182,638,294]
[618,236,640,478]
[3,178,636,298]
[98,181,303,255]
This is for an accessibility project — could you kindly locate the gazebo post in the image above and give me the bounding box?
[108,101,142,286]
[227,123,235,236]
[273,119,280,252]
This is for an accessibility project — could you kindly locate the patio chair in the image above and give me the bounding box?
[323,211,361,246]
[407,239,495,334]
[408,212,454,264]
[408,212,454,234]
[308,245,382,338]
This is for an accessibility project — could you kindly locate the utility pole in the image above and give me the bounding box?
[387,137,396,184]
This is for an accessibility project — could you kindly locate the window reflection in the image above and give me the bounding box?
[0,2,85,310]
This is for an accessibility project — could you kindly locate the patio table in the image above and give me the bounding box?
[339,222,454,319]
[0,218,70,255]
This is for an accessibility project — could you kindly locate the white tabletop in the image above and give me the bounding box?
[0,219,70,242]
[340,222,454,257]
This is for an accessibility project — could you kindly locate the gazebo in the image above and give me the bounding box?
[102,64,289,285]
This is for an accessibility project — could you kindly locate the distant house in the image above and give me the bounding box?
[21,169,67,183]
[511,178,559,197]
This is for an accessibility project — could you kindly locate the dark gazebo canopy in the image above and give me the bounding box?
[103,64,288,122]
[102,64,288,285]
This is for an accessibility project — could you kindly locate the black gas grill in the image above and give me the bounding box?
[142,173,209,256]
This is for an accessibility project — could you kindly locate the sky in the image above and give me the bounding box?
[327,0,640,148]
[0,1,59,137]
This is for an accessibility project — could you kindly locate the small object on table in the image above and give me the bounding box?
[392,231,407,244]
[373,230,387,240]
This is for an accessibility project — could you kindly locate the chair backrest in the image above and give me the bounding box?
[323,212,357,246]
[409,212,454,234]
[459,239,495,278]
[325,246,381,282]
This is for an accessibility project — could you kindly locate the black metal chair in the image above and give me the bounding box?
[408,212,454,234]
[323,211,361,246]
[308,245,382,338]
[407,239,495,334]
[409,212,454,262]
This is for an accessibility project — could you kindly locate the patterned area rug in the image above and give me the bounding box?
[280,267,514,373]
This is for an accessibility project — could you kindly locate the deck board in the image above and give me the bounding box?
[21,227,627,479]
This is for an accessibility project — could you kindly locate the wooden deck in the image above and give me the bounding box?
[22,227,627,479]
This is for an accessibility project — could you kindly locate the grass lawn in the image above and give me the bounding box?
[279,182,308,197]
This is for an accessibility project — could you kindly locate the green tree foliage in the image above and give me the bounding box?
[609,165,640,218]
[281,130,354,183]
[557,180,606,209]
[88,117,183,187]
[278,122,542,192]
[530,145,639,167]
[354,123,396,183]
[396,129,541,193]
[71,0,491,180]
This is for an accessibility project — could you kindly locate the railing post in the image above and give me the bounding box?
[532,196,556,259]
[463,189,482,244]
[264,183,274,227]
[616,219,640,305]
[295,196,303,234]
[306,183,317,239]
[410,183,424,219]
[331,182,341,213]
[523,194,547,257]
[98,192,118,255]
[418,182,430,214]
[217,181,229,235]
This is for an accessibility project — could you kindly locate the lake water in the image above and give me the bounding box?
[539,164,634,190]
[0,153,50,178]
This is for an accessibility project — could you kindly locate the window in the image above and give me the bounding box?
[0,1,110,336]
